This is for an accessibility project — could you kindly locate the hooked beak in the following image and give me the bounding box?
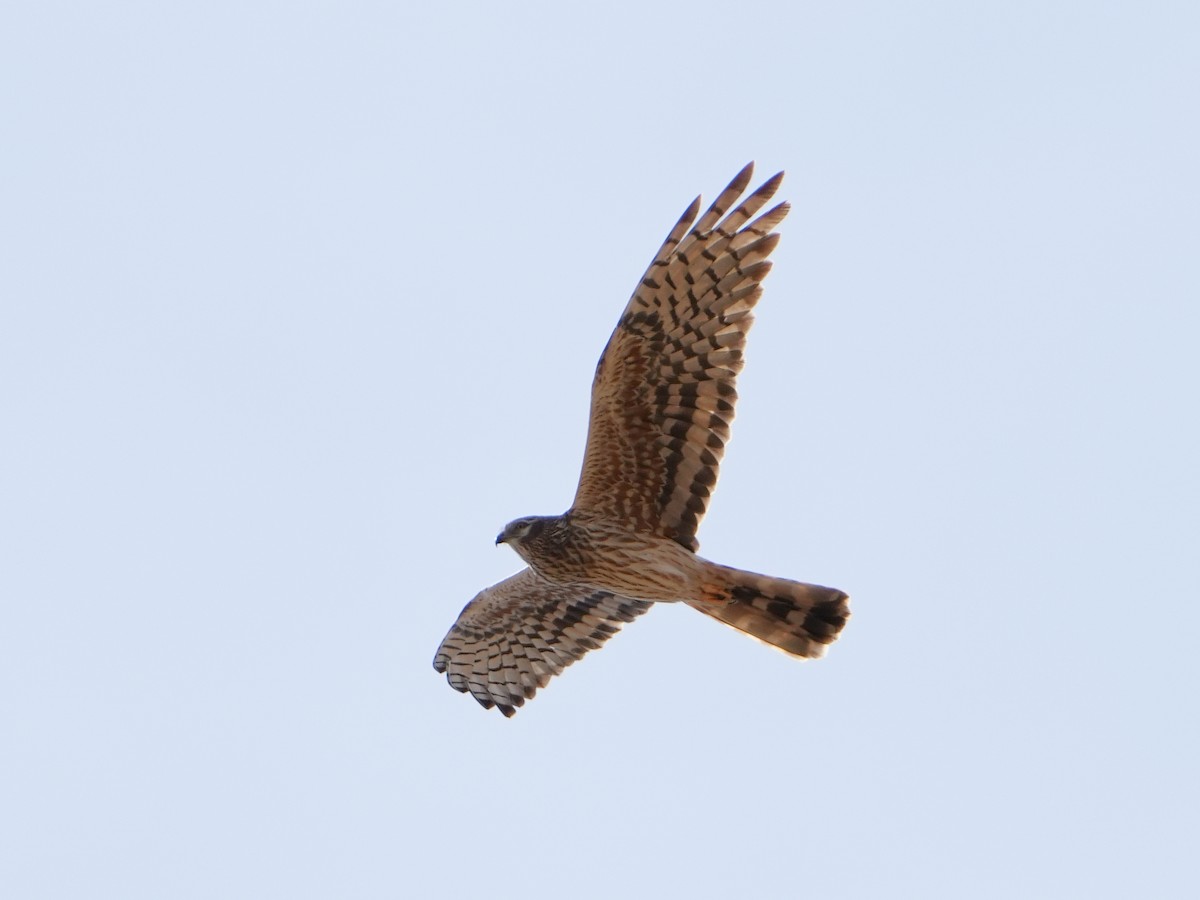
[495,532,506,546]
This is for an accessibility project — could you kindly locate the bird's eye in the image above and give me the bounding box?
[515,519,542,540]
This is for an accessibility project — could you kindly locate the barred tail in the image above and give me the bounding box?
[689,563,850,658]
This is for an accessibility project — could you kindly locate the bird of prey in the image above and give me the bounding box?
[433,164,849,716]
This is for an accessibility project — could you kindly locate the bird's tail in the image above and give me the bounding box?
[688,562,850,658]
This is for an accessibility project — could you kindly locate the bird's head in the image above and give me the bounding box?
[496,516,551,549]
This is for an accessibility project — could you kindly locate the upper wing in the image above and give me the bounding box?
[571,163,789,551]
[432,568,653,717]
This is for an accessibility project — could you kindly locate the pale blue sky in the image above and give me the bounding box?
[3,2,1198,898]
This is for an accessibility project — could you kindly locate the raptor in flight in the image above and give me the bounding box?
[433,164,849,715]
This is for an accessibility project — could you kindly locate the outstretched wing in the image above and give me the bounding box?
[571,163,789,551]
[432,568,653,717]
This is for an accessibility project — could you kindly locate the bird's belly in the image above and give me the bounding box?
[574,535,698,602]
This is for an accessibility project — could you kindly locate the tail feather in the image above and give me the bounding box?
[688,564,850,658]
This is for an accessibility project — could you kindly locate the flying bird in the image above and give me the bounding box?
[433,164,849,716]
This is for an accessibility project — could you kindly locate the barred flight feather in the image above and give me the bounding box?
[433,568,652,717]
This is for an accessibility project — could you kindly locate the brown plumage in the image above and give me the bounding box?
[434,164,849,715]
[433,569,652,717]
